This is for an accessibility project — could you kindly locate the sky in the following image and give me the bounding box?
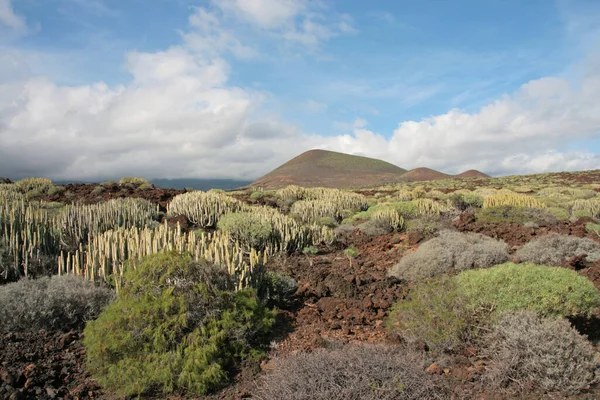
[0,0,599,181]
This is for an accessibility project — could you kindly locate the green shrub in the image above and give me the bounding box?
[118,176,149,187]
[316,216,338,228]
[250,191,265,201]
[14,177,53,193]
[449,192,484,210]
[258,271,298,308]
[91,185,105,195]
[586,222,600,235]
[47,185,66,196]
[548,206,570,220]
[406,214,454,237]
[137,182,154,191]
[389,231,509,281]
[357,219,393,236]
[255,343,447,400]
[481,311,600,395]
[515,233,600,265]
[83,251,274,397]
[476,205,558,225]
[456,262,600,318]
[0,275,114,332]
[387,276,473,353]
[100,180,117,187]
[217,212,274,251]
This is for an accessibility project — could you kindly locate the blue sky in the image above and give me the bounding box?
[0,0,599,180]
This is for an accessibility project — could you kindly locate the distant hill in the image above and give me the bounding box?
[249,149,408,189]
[455,170,490,178]
[399,167,453,182]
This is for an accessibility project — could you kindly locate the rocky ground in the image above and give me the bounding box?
[3,181,600,399]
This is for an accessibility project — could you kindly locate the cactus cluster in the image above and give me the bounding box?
[412,198,450,215]
[0,200,60,280]
[168,191,249,227]
[570,199,600,219]
[58,222,265,291]
[483,190,545,209]
[371,208,405,231]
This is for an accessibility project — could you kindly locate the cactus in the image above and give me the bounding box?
[167,191,249,228]
[483,190,545,209]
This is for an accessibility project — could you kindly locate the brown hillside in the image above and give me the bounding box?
[455,169,490,178]
[250,149,407,189]
[399,167,452,182]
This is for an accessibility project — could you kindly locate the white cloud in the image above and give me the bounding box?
[305,99,327,113]
[0,0,26,33]
[215,0,304,29]
[0,5,599,181]
[211,0,356,49]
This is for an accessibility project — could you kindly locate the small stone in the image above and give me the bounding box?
[9,390,25,400]
[426,363,442,375]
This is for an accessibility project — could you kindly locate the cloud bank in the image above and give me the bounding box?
[0,3,599,181]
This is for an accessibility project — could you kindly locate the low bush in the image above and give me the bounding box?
[83,251,274,397]
[47,185,66,196]
[449,192,483,211]
[547,206,570,220]
[456,262,600,318]
[118,176,150,187]
[14,177,53,193]
[481,311,600,395]
[476,205,558,225]
[387,276,473,353]
[250,191,265,201]
[515,233,600,265]
[333,224,355,238]
[255,343,447,400]
[586,222,600,235]
[0,275,114,332]
[357,219,393,236]
[258,271,298,309]
[389,231,508,281]
[217,212,274,251]
[406,214,455,237]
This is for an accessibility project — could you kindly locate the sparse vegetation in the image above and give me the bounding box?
[456,262,600,318]
[387,275,473,353]
[515,233,600,265]
[0,275,114,332]
[389,231,509,281]
[3,166,600,399]
[481,311,600,395]
[255,343,447,400]
[217,211,274,251]
[83,251,274,397]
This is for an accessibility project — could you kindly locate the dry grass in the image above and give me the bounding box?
[481,311,600,395]
[254,343,447,400]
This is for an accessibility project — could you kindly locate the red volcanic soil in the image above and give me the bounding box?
[39,183,186,211]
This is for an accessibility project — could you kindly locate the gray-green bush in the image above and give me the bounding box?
[255,343,447,400]
[481,311,600,395]
[0,275,115,332]
[217,212,274,251]
[515,233,600,265]
[389,230,509,280]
